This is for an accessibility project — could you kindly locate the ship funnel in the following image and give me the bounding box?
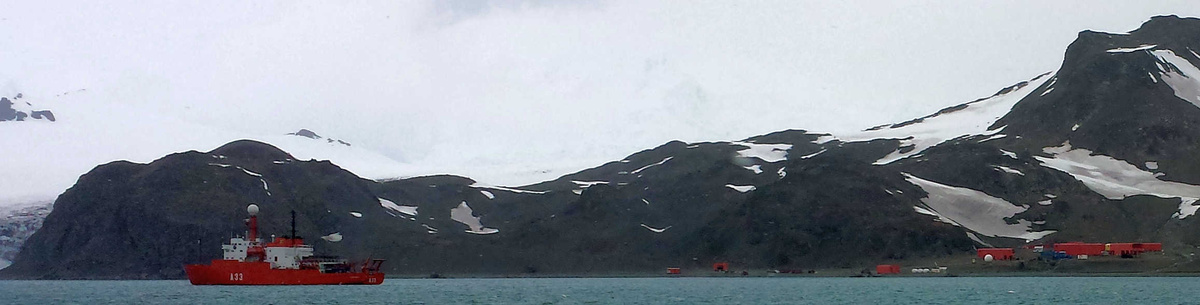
[247,204,260,216]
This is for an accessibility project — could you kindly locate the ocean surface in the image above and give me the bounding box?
[0,277,1195,304]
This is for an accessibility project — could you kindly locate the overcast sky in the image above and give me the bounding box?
[2,1,1199,184]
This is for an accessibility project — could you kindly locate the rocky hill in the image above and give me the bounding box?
[6,16,1200,278]
[1,94,55,122]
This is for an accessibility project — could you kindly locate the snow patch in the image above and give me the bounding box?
[822,73,1053,165]
[978,134,1007,143]
[966,232,995,248]
[450,202,499,235]
[240,168,262,177]
[641,198,650,205]
[912,205,940,218]
[379,198,418,216]
[1146,162,1159,170]
[640,224,671,233]
[1151,50,1200,108]
[732,142,791,162]
[725,184,756,193]
[207,163,232,168]
[814,135,837,144]
[904,173,1055,241]
[998,150,1017,159]
[260,179,270,196]
[777,167,787,179]
[743,165,763,174]
[320,232,342,242]
[422,224,438,234]
[1034,142,1200,219]
[1038,200,1052,206]
[1071,124,1080,131]
[480,190,495,199]
[1106,44,1157,53]
[470,183,548,195]
[994,165,1024,176]
[350,212,362,218]
[631,157,674,174]
[798,149,826,159]
[1179,199,1200,221]
[572,180,609,188]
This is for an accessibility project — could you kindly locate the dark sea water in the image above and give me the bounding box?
[1,277,1195,304]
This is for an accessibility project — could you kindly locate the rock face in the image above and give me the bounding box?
[997,15,1200,183]
[287,129,351,146]
[0,141,392,279]
[0,95,55,122]
[8,16,1200,279]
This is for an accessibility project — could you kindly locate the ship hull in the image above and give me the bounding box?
[185,260,384,285]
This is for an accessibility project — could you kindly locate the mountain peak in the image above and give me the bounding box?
[208,140,295,161]
[286,129,351,146]
[287,129,322,139]
[1132,15,1200,36]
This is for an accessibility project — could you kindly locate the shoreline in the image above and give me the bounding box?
[7,272,1200,281]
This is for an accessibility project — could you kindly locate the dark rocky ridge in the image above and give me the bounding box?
[0,141,392,279]
[7,16,1200,278]
[996,15,1200,183]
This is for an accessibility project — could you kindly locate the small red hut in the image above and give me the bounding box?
[713,262,729,272]
[875,265,901,274]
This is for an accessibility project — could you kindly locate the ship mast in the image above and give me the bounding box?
[245,204,265,262]
[247,204,260,242]
[290,210,297,240]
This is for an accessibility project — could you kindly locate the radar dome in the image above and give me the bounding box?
[984,254,994,262]
[247,204,260,216]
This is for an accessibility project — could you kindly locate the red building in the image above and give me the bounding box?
[1054,242,1105,256]
[1107,243,1164,256]
[876,265,901,274]
[976,248,1014,260]
[1144,243,1163,251]
[666,268,681,275]
[713,262,729,272]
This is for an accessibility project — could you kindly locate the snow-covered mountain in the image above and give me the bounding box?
[9,16,1200,278]
[0,89,423,208]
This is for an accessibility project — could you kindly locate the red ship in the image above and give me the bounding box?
[185,204,385,285]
